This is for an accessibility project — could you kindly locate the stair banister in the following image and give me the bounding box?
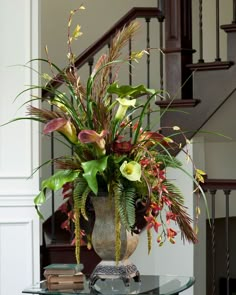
[42,7,163,98]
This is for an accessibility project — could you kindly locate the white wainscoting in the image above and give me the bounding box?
[0,0,41,294]
[0,205,40,295]
[0,0,40,196]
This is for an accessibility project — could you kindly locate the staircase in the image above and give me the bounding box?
[40,2,236,294]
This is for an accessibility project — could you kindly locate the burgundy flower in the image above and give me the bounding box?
[166,212,178,224]
[43,118,78,143]
[112,140,133,154]
[144,214,162,233]
[167,228,177,241]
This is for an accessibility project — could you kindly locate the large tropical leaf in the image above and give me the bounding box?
[81,156,108,194]
[34,169,80,206]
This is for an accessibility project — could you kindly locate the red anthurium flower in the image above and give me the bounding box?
[112,140,133,153]
[144,214,162,233]
[166,212,178,224]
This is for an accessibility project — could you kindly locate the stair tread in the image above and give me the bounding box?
[156,99,201,108]
[221,23,236,32]
[187,61,233,71]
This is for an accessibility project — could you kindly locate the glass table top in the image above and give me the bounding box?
[22,275,195,295]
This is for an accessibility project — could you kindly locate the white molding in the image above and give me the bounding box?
[0,196,36,207]
[0,0,34,180]
[0,219,34,294]
[0,0,40,196]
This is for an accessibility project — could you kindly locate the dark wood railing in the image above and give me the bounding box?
[201,179,236,295]
[42,7,163,98]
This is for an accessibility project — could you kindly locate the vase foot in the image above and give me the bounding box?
[89,260,140,288]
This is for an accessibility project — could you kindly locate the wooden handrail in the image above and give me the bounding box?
[42,7,162,97]
[200,179,236,190]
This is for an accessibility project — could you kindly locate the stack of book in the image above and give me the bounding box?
[43,263,84,291]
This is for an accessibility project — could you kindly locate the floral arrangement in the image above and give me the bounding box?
[9,7,206,264]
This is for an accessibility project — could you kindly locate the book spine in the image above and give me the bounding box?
[46,275,84,284]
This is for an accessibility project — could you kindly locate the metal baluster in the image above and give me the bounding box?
[159,17,164,96]
[108,42,112,83]
[129,38,133,138]
[88,57,94,76]
[233,0,236,24]
[224,189,231,295]
[108,42,113,122]
[215,0,221,61]
[210,189,217,295]
[198,0,204,62]
[146,18,151,130]
[50,102,56,243]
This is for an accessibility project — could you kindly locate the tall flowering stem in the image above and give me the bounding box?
[73,193,81,264]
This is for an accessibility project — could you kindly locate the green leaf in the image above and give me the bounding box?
[107,83,156,98]
[82,156,108,194]
[33,170,81,218]
[41,170,80,191]
[34,190,46,205]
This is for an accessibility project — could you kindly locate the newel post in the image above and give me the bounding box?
[164,0,194,99]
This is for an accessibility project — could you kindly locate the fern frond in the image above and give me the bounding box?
[124,187,136,228]
[73,191,81,264]
[80,186,91,220]
[165,181,197,243]
[74,175,88,196]
[114,182,136,231]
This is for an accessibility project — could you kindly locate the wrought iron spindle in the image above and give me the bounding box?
[50,102,56,243]
[210,189,217,295]
[107,42,112,83]
[88,57,94,76]
[129,38,133,138]
[146,18,151,130]
[159,18,164,95]
[233,0,236,24]
[224,189,231,295]
[107,42,113,122]
[198,0,204,62]
[215,0,221,61]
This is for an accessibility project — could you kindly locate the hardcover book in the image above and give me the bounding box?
[43,264,84,276]
[46,274,84,284]
[46,282,84,291]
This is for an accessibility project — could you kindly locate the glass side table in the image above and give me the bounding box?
[22,275,195,295]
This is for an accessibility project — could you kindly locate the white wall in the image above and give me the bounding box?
[0,1,40,294]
